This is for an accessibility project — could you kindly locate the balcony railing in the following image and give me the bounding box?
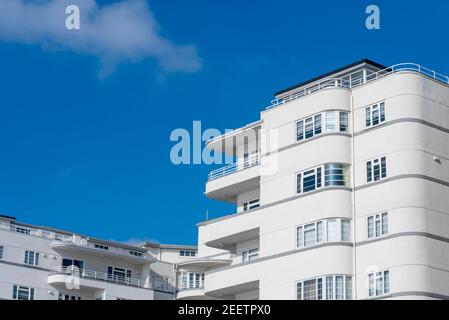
[207,153,261,181]
[268,62,449,109]
[51,266,170,291]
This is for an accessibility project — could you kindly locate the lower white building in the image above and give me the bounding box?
[0,214,197,300]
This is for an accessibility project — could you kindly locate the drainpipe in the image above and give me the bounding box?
[350,91,357,300]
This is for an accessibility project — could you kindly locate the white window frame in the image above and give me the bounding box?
[296,219,351,249]
[12,285,34,300]
[180,272,204,289]
[296,275,352,300]
[296,163,349,195]
[242,199,260,211]
[241,248,259,263]
[367,212,388,239]
[365,156,387,183]
[24,250,39,266]
[296,111,349,142]
[180,250,196,257]
[365,101,386,128]
[368,270,390,297]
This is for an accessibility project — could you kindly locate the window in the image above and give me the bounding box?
[243,199,260,211]
[180,250,196,257]
[297,275,352,300]
[296,111,349,142]
[129,250,143,257]
[366,156,387,182]
[365,102,385,128]
[12,285,34,300]
[368,270,390,297]
[241,248,259,263]
[94,243,109,250]
[0,245,3,259]
[107,266,132,284]
[297,219,351,248]
[59,293,82,300]
[180,272,204,289]
[367,212,388,238]
[24,251,39,266]
[62,258,84,273]
[297,163,349,194]
[12,225,31,234]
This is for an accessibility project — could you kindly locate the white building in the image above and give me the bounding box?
[175,60,449,300]
[0,214,197,300]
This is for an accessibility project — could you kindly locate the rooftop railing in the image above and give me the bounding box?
[268,63,449,109]
[207,152,260,181]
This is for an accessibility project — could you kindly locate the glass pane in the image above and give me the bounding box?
[376,272,383,296]
[327,220,337,242]
[317,278,323,300]
[384,271,390,294]
[296,173,302,194]
[304,225,316,247]
[316,221,323,243]
[341,220,351,241]
[314,114,322,135]
[367,216,374,238]
[325,163,346,186]
[305,118,314,139]
[339,112,348,132]
[382,213,388,235]
[365,107,371,127]
[346,277,352,300]
[335,276,344,300]
[381,157,387,178]
[372,107,379,125]
[296,121,304,141]
[297,226,303,247]
[369,274,374,296]
[380,102,385,122]
[326,276,333,300]
[366,161,372,182]
[326,112,336,131]
[297,282,302,300]
[316,167,322,188]
[303,279,317,300]
[373,162,380,181]
[375,217,381,237]
[303,172,316,193]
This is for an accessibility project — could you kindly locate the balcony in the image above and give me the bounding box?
[50,236,154,264]
[205,153,261,202]
[48,267,170,292]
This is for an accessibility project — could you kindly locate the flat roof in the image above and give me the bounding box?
[274,59,387,97]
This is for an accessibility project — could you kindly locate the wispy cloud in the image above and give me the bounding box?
[114,237,159,246]
[0,0,201,77]
[59,166,75,177]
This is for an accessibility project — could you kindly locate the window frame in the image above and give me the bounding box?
[241,248,259,263]
[24,250,39,266]
[368,270,390,297]
[296,163,349,195]
[366,156,387,183]
[242,199,260,211]
[296,275,352,300]
[12,285,34,300]
[367,212,388,239]
[295,111,349,142]
[365,101,386,128]
[296,218,351,249]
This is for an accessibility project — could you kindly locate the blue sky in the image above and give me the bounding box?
[0,0,448,245]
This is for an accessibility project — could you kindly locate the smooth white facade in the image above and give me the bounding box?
[0,215,196,300]
[176,61,449,300]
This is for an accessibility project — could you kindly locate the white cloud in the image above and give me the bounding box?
[0,0,201,77]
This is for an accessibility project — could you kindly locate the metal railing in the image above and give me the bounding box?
[268,63,449,109]
[207,152,261,181]
[51,266,170,291]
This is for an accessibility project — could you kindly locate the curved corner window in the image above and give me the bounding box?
[296,111,349,142]
[297,275,352,300]
[297,163,349,194]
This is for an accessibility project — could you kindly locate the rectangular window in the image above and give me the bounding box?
[305,117,314,139]
[341,220,351,241]
[326,219,337,242]
[0,245,3,260]
[365,102,386,128]
[12,225,31,234]
[243,199,260,211]
[325,111,336,131]
[368,270,390,297]
[324,163,348,186]
[314,114,322,135]
[297,219,350,248]
[367,212,388,238]
[296,120,304,141]
[366,156,387,182]
[297,275,352,300]
[24,251,39,266]
[94,243,109,250]
[339,112,349,132]
[241,248,259,263]
[62,258,84,273]
[297,167,322,194]
[180,250,196,257]
[12,285,34,300]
